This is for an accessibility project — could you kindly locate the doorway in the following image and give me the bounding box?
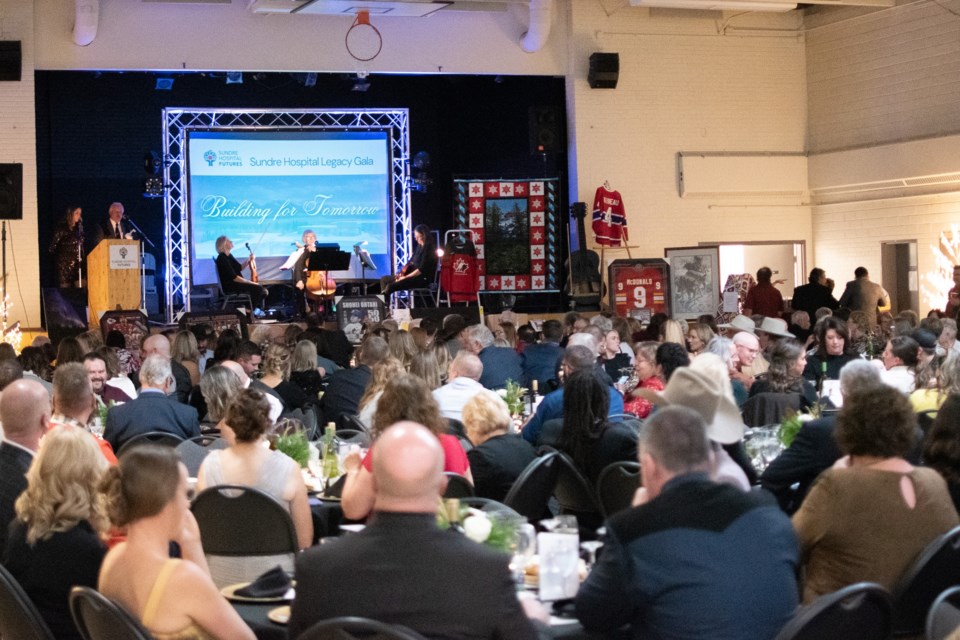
[703,241,805,302]
[881,241,918,315]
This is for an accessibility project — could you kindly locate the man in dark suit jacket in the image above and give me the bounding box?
[132,334,192,404]
[791,267,838,321]
[521,319,564,391]
[321,335,388,428]
[104,355,200,453]
[462,324,524,391]
[90,202,133,247]
[0,380,50,550]
[289,421,544,639]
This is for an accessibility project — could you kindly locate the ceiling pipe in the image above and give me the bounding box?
[521,0,552,53]
[73,0,99,46]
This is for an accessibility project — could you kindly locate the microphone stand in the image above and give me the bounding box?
[354,245,367,295]
[123,217,155,315]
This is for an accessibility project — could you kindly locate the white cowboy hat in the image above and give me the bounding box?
[717,314,756,335]
[637,368,745,444]
[757,317,794,339]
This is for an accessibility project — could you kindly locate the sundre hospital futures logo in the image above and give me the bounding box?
[203,150,217,166]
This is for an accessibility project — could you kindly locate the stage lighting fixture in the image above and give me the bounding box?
[226,71,243,84]
[143,177,165,198]
[144,151,161,175]
[351,73,371,92]
[155,77,174,90]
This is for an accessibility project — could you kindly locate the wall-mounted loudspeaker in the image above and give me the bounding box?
[529,106,563,154]
[588,52,619,89]
[0,165,23,220]
[0,42,21,82]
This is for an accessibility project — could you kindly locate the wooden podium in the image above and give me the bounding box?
[88,240,142,328]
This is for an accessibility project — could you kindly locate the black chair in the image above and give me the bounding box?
[891,524,960,636]
[339,414,370,436]
[213,257,253,311]
[443,472,475,498]
[741,392,801,428]
[774,582,892,640]
[553,452,606,529]
[174,439,211,476]
[927,585,960,640]
[503,451,561,523]
[335,428,371,448]
[0,563,55,640]
[916,409,939,436]
[299,616,429,640]
[596,461,641,517]
[69,586,153,640]
[189,434,228,449]
[191,485,298,557]
[446,417,467,438]
[116,431,185,456]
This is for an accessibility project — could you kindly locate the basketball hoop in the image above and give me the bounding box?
[345,10,382,62]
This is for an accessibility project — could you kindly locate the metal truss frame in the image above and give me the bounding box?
[161,108,411,324]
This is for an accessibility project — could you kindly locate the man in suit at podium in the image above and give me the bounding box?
[92,202,133,246]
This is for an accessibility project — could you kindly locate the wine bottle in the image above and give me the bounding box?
[322,423,340,480]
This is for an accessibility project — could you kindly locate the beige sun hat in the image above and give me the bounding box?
[717,314,756,335]
[637,368,745,444]
[757,317,795,339]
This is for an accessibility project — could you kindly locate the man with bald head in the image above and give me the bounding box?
[289,422,542,640]
[731,331,761,400]
[133,333,192,403]
[0,379,50,550]
[432,352,506,424]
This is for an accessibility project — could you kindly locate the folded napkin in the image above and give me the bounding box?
[234,566,292,598]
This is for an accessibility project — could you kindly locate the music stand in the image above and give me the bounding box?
[354,246,377,295]
[306,247,352,312]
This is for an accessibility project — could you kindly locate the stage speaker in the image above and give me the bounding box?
[528,106,563,154]
[0,164,22,220]
[0,41,21,81]
[588,52,619,89]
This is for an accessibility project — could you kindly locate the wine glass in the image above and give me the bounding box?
[509,522,536,588]
[580,540,604,572]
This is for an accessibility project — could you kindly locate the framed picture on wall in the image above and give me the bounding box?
[665,246,721,319]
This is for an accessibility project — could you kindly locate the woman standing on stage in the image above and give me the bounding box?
[49,205,84,288]
[380,224,437,299]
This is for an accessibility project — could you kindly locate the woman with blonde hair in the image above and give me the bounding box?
[686,322,716,358]
[388,329,418,371]
[99,445,255,639]
[357,357,406,430]
[660,319,686,346]
[172,330,202,386]
[463,392,536,502]
[410,346,443,391]
[342,373,472,520]
[289,339,325,401]
[4,428,108,639]
[198,364,243,424]
[258,342,309,411]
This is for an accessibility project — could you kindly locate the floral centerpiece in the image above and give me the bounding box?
[777,404,821,448]
[499,379,528,417]
[437,498,519,553]
[273,427,310,468]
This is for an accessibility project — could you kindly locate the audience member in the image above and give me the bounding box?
[171,330,202,386]
[879,335,920,393]
[104,354,200,452]
[51,362,117,464]
[622,342,663,419]
[99,446,255,639]
[95,345,138,401]
[655,342,690,382]
[83,352,132,405]
[923,393,960,511]
[410,346,444,390]
[321,335,389,428]
[761,359,881,513]
[196,364,243,425]
[342,374,471,520]
[288,339,325,400]
[792,384,958,601]
[138,334,192,403]
[18,346,52,398]
[749,339,817,408]
[258,342,310,412]
[461,324,524,391]
[290,421,543,639]
[197,389,312,585]
[432,352,499,424]
[522,345,624,445]
[599,328,631,382]
[0,379,50,551]
[220,359,283,423]
[357,357,406,429]
[730,331,761,400]
[575,406,798,639]
[838,266,891,327]
[660,319,686,347]
[791,267,838,322]
[686,322,715,358]
[743,266,784,318]
[802,316,858,382]
[389,329,419,371]
[55,336,84,366]
[463,392,536,502]
[940,318,960,356]
[4,428,107,639]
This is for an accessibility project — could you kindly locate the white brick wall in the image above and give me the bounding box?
[0,0,41,329]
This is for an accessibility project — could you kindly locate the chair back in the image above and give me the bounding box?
[339,414,370,436]
[69,586,153,640]
[191,485,298,556]
[741,392,801,428]
[503,451,561,523]
[189,434,229,449]
[174,439,211,476]
[774,582,892,640]
[892,524,960,636]
[116,430,185,456]
[299,616,429,640]
[212,257,252,310]
[443,472,475,498]
[0,564,55,640]
[335,428,371,448]
[553,451,605,519]
[596,461,641,516]
[446,417,467,438]
[927,585,960,640]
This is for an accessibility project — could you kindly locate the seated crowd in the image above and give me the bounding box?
[2,271,960,640]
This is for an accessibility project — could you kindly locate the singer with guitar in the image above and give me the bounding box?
[215,235,268,315]
[49,204,85,288]
[379,224,437,301]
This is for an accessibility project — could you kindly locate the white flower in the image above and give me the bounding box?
[798,414,814,423]
[497,389,508,398]
[463,514,492,543]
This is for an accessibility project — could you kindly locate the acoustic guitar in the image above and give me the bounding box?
[565,202,604,308]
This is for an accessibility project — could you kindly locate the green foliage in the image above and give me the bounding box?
[274,430,310,468]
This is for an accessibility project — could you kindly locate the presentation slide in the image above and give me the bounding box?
[187,130,393,286]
